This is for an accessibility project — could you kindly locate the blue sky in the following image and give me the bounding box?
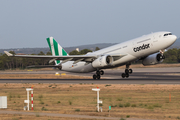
[0,0,179,48]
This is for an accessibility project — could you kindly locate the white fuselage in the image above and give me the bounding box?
[61,31,177,73]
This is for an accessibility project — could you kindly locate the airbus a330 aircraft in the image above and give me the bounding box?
[4,31,177,79]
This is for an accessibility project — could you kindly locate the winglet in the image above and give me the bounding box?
[4,51,13,56]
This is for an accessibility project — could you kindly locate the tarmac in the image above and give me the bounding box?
[0,67,180,84]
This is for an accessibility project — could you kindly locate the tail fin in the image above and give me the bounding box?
[46,37,68,65]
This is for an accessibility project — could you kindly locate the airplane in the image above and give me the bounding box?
[4,31,177,79]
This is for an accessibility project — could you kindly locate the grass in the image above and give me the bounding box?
[124,103,130,107]
[36,113,40,117]
[12,118,19,120]
[17,95,21,98]
[131,104,136,107]
[111,104,117,107]
[0,113,90,120]
[38,94,43,99]
[75,109,80,112]
[9,93,12,101]
[41,107,48,111]
[1,84,180,120]
[69,101,72,105]
[153,103,162,108]
[119,103,123,107]
[105,84,111,87]
[117,98,123,101]
[120,118,126,120]
[39,101,44,104]
[147,105,154,110]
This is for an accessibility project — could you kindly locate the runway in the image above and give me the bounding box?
[0,67,180,84]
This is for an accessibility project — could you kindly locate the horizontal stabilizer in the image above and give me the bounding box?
[4,51,13,56]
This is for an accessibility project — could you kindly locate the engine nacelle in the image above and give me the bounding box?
[92,55,113,68]
[142,53,165,66]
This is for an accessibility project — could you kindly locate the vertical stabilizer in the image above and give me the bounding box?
[46,37,68,65]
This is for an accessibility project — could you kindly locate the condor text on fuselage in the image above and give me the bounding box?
[133,43,150,52]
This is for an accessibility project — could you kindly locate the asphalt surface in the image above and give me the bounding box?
[0,67,180,84]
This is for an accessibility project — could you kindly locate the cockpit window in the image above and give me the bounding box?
[164,33,172,36]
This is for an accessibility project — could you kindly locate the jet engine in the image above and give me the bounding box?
[92,55,113,68]
[142,53,165,66]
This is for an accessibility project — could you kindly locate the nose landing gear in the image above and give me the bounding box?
[93,70,104,79]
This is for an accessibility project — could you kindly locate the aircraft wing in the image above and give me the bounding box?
[4,51,97,62]
[4,51,127,64]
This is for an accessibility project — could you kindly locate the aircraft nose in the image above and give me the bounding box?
[172,35,177,42]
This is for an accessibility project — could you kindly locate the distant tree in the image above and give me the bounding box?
[79,49,92,55]
[69,50,80,55]
[69,49,92,55]
[0,53,6,70]
[9,51,15,55]
[46,51,52,55]
[164,48,178,63]
[38,51,45,55]
[95,47,100,51]
[177,49,180,63]
[8,51,16,69]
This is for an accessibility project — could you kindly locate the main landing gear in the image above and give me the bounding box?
[121,64,133,78]
[93,70,104,80]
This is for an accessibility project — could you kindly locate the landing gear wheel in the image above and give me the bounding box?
[129,69,133,74]
[125,69,129,74]
[100,70,104,75]
[125,73,129,78]
[122,63,133,78]
[94,70,104,80]
[121,73,126,78]
[97,75,101,79]
[93,74,97,80]
[96,71,100,75]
